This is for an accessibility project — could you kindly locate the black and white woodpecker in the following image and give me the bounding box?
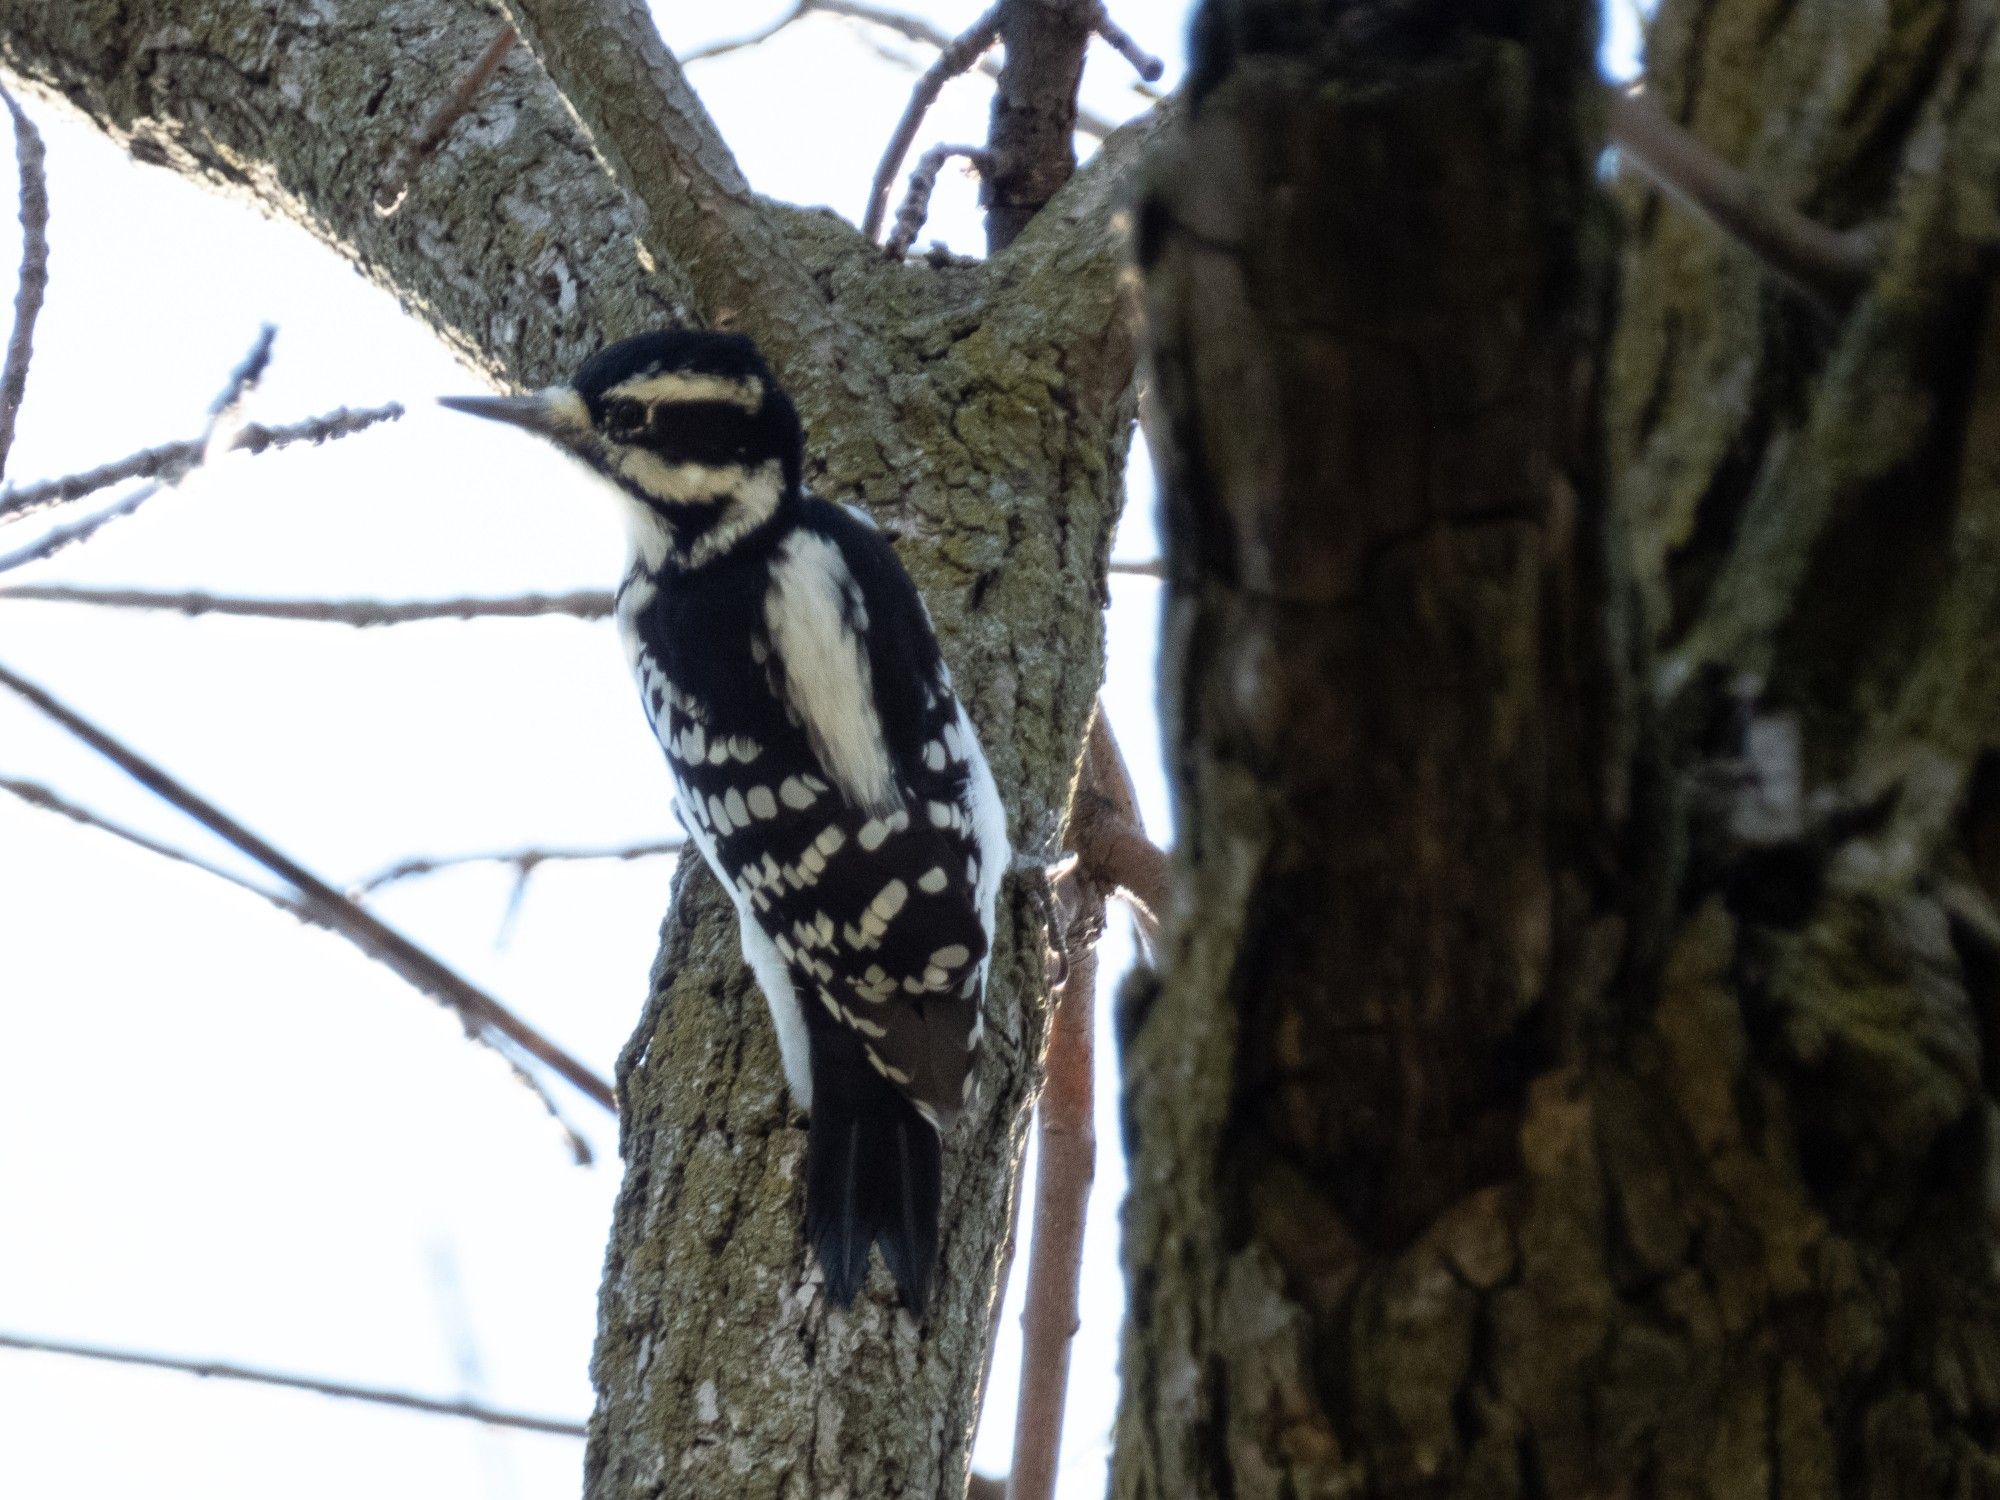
[442,331,1008,1314]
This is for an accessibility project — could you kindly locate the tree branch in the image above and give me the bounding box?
[0,404,406,527]
[0,584,610,625]
[373,26,518,215]
[0,1332,587,1438]
[490,0,851,366]
[351,838,686,896]
[0,774,308,922]
[862,3,1004,242]
[0,658,615,1139]
[886,143,994,259]
[0,86,46,482]
[1606,82,1879,310]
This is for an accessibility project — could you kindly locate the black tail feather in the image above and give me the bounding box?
[805,1046,943,1314]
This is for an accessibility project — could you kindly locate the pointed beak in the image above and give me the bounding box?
[437,389,584,441]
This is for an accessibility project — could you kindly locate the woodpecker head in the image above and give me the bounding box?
[441,330,805,570]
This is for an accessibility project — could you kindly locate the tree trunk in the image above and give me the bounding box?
[0,2,1143,1493]
[1118,0,2000,1496]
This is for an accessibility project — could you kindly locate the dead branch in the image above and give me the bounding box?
[886,143,994,260]
[0,657,616,1142]
[0,774,308,922]
[1605,82,1878,310]
[0,404,406,527]
[0,1331,586,1438]
[861,3,1003,242]
[0,583,610,625]
[352,838,686,895]
[375,25,519,214]
[0,87,47,482]
[1107,558,1160,578]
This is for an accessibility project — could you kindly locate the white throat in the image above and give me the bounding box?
[614,457,786,573]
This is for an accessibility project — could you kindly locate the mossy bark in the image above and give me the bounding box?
[0,2,1143,1494]
[1118,0,2000,1496]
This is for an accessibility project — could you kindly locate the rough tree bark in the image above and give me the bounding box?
[0,0,1146,1493]
[1119,0,2000,1496]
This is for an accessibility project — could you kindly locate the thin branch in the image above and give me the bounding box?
[0,1332,586,1438]
[1107,558,1161,577]
[374,26,519,214]
[0,327,278,576]
[0,658,616,1139]
[1088,2,1163,81]
[0,775,308,922]
[886,144,993,260]
[681,2,812,63]
[0,404,406,526]
[1605,82,1878,310]
[861,3,1003,242]
[0,583,611,626]
[1007,861,1100,1500]
[352,838,687,896]
[0,86,48,482]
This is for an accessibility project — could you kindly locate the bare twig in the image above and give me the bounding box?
[1107,558,1161,578]
[0,404,406,527]
[682,2,812,62]
[0,583,610,626]
[0,484,166,574]
[886,144,994,260]
[1008,862,1100,1500]
[0,658,616,1139]
[1088,2,1163,81]
[0,1332,586,1438]
[352,838,686,896]
[375,26,520,214]
[861,3,1003,242]
[0,327,278,576]
[0,775,309,923]
[0,87,48,482]
[1605,82,1879,310]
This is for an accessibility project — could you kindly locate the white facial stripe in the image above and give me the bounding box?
[612,458,784,572]
[606,371,765,411]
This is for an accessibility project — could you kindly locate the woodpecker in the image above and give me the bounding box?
[442,331,1008,1314]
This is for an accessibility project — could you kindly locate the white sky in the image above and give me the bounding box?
[0,4,1645,1497]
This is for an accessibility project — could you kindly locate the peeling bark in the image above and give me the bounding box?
[1120,0,2000,1496]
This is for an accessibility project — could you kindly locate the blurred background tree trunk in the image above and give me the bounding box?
[1117,0,2000,1495]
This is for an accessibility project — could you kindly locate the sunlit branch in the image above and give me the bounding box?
[0,1332,587,1438]
[0,87,48,483]
[0,657,615,1149]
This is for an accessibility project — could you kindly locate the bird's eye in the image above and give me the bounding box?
[603,398,646,437]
